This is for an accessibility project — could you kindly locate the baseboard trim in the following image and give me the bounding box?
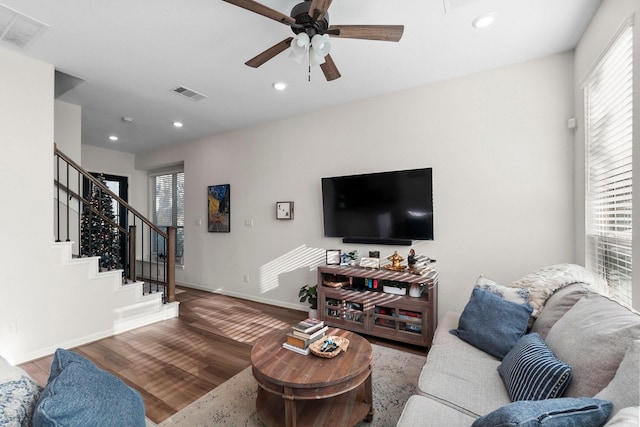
[15,302,180,365]
[176,282,306,312]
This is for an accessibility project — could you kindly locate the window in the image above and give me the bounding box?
[151,169,184,265]
[584,21,633,306]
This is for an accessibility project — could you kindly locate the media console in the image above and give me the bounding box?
[317,265,438,347]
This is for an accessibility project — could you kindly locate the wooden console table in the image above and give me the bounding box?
[251,328,373,427]
[318,265,438,347]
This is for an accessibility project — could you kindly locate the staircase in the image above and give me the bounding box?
[40,145,180,362]
[36,241,178,360]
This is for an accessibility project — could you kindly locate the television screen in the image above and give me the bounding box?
[321,168,434,243]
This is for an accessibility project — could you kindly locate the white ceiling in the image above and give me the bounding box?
[1,0,602,154]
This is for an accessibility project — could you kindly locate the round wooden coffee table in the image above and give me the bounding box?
[251,327,373,427]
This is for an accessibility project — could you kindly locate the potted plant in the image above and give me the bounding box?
[299,284,318,318]
[340,250,359,266]
[382,280,407,296]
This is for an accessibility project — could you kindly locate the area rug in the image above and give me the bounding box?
[159,344,426,426]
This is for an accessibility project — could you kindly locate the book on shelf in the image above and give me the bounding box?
[292,318,324,334]
[286,331,324,349]
[282,342,310,355]
[292,325,329,340]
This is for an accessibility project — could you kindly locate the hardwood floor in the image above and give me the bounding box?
[19,287,425,424]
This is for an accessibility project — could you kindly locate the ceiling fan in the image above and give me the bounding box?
[222,0,404,81]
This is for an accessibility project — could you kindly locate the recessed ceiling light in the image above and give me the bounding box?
[172,121,183,128]
[472,12,496,29]
[108,135,119,142]
[272,81,287,91]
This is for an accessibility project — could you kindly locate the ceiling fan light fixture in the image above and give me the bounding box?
[289,32,310,64]
[311,34,330,56]
[309,46,326,66]
[295,32,309,48]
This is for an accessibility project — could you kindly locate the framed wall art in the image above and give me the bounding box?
[276,201,294,220]
[208,184,230,232]
[326,249,341,265]
[360,257,380,269]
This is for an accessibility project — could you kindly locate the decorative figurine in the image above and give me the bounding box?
[384,250,407,271]
[408,249,416,269]
[407,249,437,275]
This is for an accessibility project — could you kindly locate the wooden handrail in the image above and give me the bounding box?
[53,144,175,304]
[54,144,168,239]
[53,181,128,235]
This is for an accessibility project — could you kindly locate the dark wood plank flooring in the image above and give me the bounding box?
[19,287,424,424]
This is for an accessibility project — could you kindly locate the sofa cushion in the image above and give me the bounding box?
[545,294,640,397]
[604,406,640,426]
[498,333,571,401]
[595,340,640,417]
[530,284,588,340]
[33,348,146,427]
[471,397,613,427]
[450,288,532,359]
[396,394,476,427]
[420,311,512,417]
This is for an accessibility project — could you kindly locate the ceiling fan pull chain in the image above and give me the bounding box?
[308,65,311,82]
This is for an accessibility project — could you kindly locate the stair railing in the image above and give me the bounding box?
[53,144,176,303]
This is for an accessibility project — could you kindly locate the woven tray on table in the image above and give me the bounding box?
[309,336,350,358]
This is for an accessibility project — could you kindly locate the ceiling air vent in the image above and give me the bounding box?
[0,3,48,49]
[171,86,207,101]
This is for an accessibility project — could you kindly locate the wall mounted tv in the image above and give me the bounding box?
[321,168,434,246]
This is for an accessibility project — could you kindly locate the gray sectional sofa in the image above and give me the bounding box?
[397,266,640,426]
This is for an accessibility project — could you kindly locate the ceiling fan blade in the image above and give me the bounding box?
[222,0,295,25]
[309,0,333,22]
[245,37,293,68]
[320,54,341,81]
[327,25,404,42]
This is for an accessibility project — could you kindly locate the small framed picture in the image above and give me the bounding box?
[360,257,380,269]
[326,249,341,265]
[276,201,294,220]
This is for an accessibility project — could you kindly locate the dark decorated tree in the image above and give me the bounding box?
[81,175,122,270]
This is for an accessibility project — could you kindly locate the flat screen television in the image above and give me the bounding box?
[321,168,434,245]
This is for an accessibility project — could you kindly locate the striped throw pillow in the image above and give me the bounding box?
[498,333,572,401]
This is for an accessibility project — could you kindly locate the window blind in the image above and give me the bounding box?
[584,21,633,306]
[152,171,185,263]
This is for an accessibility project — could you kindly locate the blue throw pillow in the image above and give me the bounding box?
[450,288,533,359]
[33,348,146,427]
[471,397,613,427]
[498,333,572,402]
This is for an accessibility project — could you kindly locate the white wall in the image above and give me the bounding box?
[54,100,81,163]
[0,48,55,362]
[136,52,577,316]
[573,0,640,310]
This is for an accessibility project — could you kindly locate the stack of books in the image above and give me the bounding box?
[282,318,328,355]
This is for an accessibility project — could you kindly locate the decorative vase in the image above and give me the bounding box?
[409,283,424,297]
[309,308,318,319]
